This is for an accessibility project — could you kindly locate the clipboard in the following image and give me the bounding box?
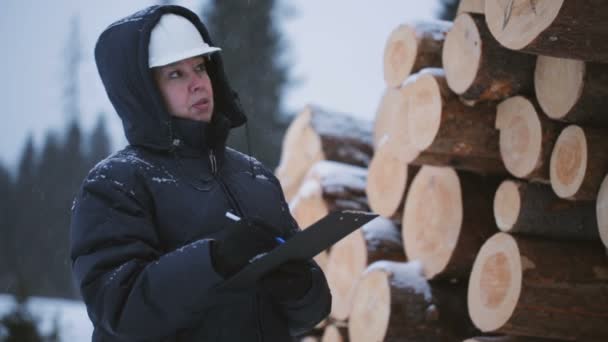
[217,210,378,291]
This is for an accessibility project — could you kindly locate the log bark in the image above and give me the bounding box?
[276,105,373,202]
[485,0,608,62]
[383,21,452,88]
[443,13,535,103]
[348,261,477,342]
[549,125,608,200]
[402,166,499,280]
[326,217,405,321]
[495,96,564,183]
[406,68,506,176]
[366,140,419,219]
[493,179,599,240]
[535,56,608,127]
[598,175,608,249]
[457,0,485,15]
[468,232,608,341]
[321,325,349,342]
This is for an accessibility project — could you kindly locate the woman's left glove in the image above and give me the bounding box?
[260,261,312,303]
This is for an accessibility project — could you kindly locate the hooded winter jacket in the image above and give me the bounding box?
[69,5,331,341]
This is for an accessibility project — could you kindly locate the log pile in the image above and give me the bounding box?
[279,3,608,341]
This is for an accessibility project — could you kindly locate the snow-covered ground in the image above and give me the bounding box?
[0,294,93,341]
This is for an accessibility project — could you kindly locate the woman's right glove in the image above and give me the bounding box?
[210,218,282,278]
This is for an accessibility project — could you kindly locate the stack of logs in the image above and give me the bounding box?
[276,1,608,341]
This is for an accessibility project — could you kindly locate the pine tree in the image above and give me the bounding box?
[202,0,291,168]
[0,163,15,295]
[63,15,82,121]
[438,0,461,21]
[12,135,38,300]
[87,113,112,168]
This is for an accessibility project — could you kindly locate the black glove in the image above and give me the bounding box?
[211,218,283,278]
[260,261,312,303]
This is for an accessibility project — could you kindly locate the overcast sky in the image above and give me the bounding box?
[0,0,439,170]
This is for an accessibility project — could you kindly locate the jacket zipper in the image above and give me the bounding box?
[209,150,245,217]
[209,149,263,341]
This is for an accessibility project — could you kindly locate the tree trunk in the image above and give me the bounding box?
[485,0,608,63]
[326,217,405,321]
[493,180,599,240]
[457,0,485,15]
[443,13,535,103]
[366,139,419,219]
[402,166,499,280]
[468,232,608,341]
[598,175,608,249]
[348,261,477,342]
[495,96,565,183]
[406,68,506,176]
[550,125,608,200]
[535,56,608,127]
[383,21,451,87]
[276,105,373,202]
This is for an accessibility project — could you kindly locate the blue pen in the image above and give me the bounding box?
[225,212,285,244]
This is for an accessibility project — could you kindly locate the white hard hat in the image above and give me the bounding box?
[148,13,221,68]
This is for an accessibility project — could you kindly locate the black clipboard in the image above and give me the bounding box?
[217,210,378,291]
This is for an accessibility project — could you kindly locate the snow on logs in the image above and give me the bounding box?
[383,20,451,88]
[443,13,535,103]
[289,160,368,230]
[484,0,608,63]
[495,96,564,183]
[275,105,373,202]
[535,56,608,127]
[402,166,499,280]
[468,232,608,341]
[493,180,599,241]
[549,125,608,201]
[326,217,405,321]
[348,261,476,342]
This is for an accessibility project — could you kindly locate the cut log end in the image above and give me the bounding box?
[443,13,481,94]
[408,72,443,150]
[468,232,522,332]
[348,270,391,342]
[535,56,585,120]
[484,0,564,50]
[321,325,345,342]
[290,177,329,229]
[374,88,403,147]
[402,166,462,278]
[494,180,521,232]
[598,175,608,249]
[496,96,542,178]
[366,143,409,218]
[326,231,367,321]
[383,25,417,88]
[550,125,587,199]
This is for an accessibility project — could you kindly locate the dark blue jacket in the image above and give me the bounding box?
[69,5,331,341]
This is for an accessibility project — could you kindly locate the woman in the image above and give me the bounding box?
[70,5,331,341]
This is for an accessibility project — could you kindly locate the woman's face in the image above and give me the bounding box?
[153,55,214,122]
